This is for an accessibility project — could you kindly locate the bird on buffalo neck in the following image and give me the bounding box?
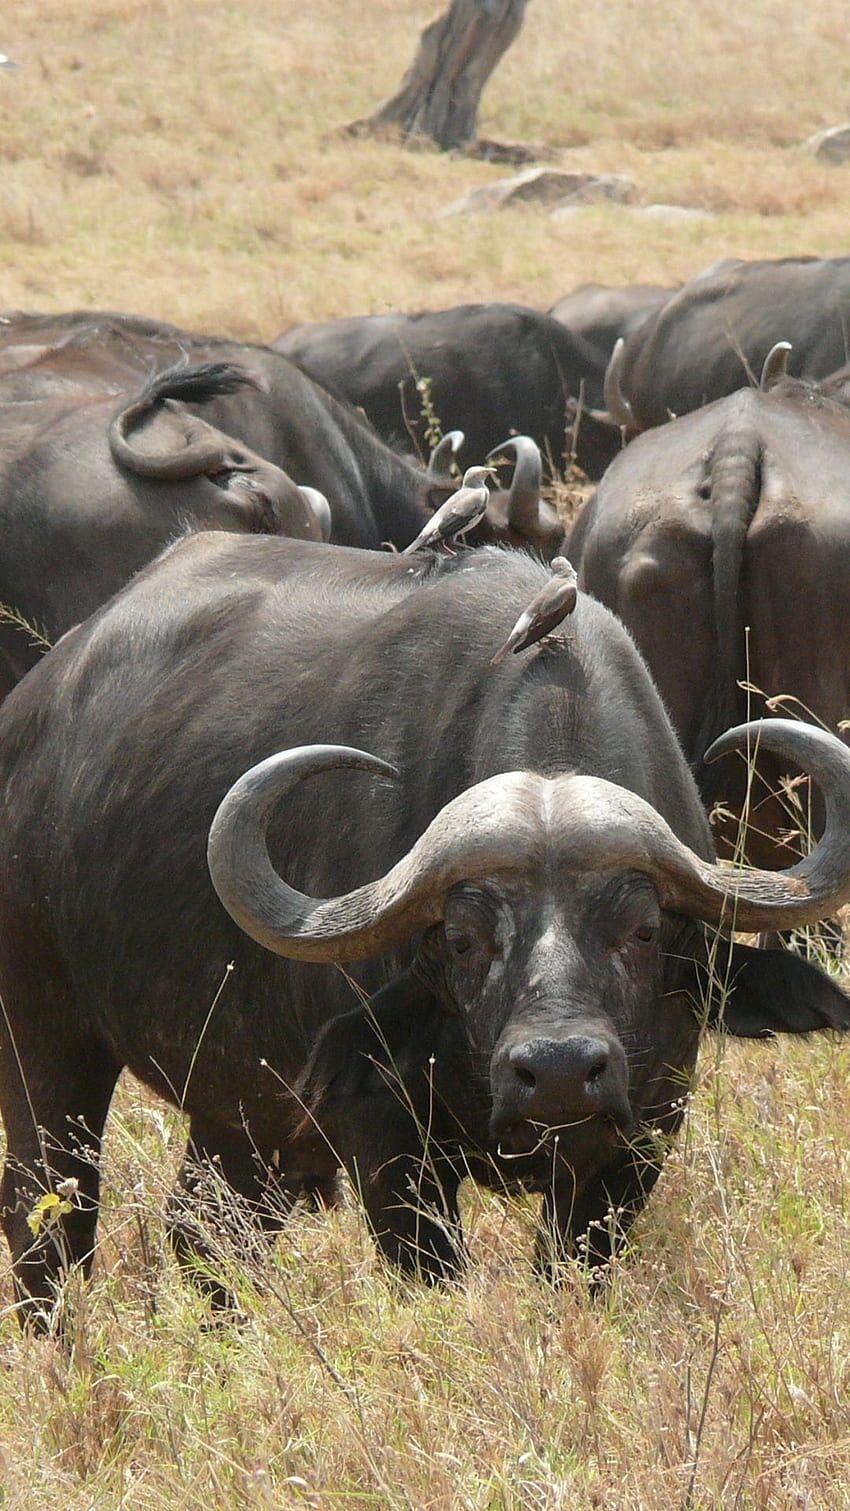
[490,557,578,666]
[401,466,496,555]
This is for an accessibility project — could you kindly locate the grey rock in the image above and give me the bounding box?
[440,167,636,219]
[805,125,850,164]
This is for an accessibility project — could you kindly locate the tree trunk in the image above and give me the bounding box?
[354,0,529,152]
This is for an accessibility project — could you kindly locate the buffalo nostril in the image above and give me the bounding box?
[494,1035,631,1143]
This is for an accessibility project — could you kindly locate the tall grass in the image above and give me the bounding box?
[1,2,849,1507]
[0,1036,848,1509]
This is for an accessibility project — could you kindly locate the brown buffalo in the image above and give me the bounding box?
[0,360,327,694]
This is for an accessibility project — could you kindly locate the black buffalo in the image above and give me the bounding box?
[0,309,451,550]
[0,308,187,400]
[548,281,672,366]
[569,363,850,864]
[273,302,622,479]
[2,533,849,1322]
[0,309,563,560]
[601,255,850,433]
[0,361,327,696]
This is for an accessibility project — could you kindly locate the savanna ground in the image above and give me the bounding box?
[1,1,850,1506]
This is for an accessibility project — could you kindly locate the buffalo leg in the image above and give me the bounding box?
[351,1147,465,1284]
[534,1151,664,1284]
[299,977,468,1282]
[0,1022,120,1329]
[166,1120,311,1305]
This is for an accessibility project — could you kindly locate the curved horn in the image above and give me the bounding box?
[209,723,850,967]
[427,430,464,478]
[602,338,636,430]
[486,435,542,536]
[760,341,792,390]
[643,720,850,930]
[298,486,333,542]
[208,746,548,963]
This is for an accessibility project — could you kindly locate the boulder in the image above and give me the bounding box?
[805,125,850,164]
[439,167,636,218]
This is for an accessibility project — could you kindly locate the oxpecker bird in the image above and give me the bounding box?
[401,465,495,555]
[491,557,578,666]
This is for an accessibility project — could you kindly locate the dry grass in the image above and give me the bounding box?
[2,1,850,1506]
[3,0,850,332]
[1,1037,848,1511]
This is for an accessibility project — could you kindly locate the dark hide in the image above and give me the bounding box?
[273,302,621,480]
[0,535,845,1320]
[0,360,325,697]
[0,309,188,400]
[548,282,672,370]
[569,377,850,865]
[703,941,850,1037]
[615,255,850,432]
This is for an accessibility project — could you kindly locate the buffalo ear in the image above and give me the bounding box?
[297,967,459,1171]
[708,940,850,1038]
[298,966,442,1112]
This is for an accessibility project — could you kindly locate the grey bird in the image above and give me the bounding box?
[491,557,578,666]
[401,465,495,555]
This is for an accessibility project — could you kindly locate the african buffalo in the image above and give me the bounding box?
[600,255,850,434]
[272,302,622,479]
[0,308,186,401]
[0,309,563,558]
[569,364,850,863]
[0,362,327,695]
[548,282,672,364]
[1,532,848,1323]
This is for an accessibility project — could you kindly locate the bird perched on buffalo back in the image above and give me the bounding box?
[401,465,495,555]
[491,557,578,666]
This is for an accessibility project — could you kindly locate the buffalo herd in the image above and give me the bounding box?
[1,251,850,1325]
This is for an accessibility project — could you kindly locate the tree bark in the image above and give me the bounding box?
[353,0,529,152]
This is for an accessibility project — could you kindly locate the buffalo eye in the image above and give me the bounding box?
[443,887,503,962]
[633,923,658,945]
